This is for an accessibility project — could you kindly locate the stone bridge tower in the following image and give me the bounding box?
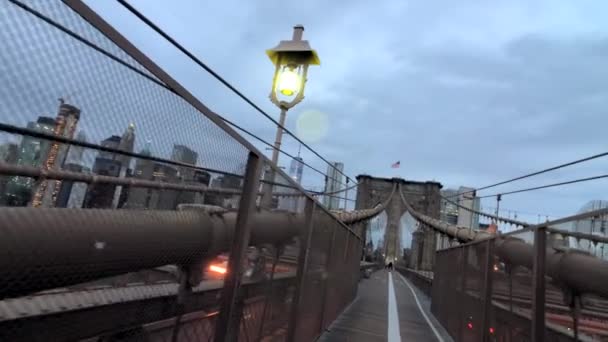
[355,175,442,270]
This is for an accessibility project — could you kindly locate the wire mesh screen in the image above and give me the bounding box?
[490,230,535,341]
[433,237,516,341]
[291,206,333,342]
[0,2,364,341]
[543,230,608,342]
[430,245,465,337]
[430,229,606,342]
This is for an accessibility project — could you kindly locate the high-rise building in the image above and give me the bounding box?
[440,189,459,225]
[455,186,480,229]
[170,144,212,206]
[5,116,56,206]
[99,135,122,158]
[124,142,184,210]
[0,142,18,163]
[111,124,136,208]
[65,131,87,165]
[323,162,344,210]
[55,163,84,207]
[32,101,81,207]
[171,144,198,165]
[134,163,179,209]
[440,186,480,229]
[289,157,304,184]
[204,174,242,208]
[572,200,608,260]
[83,133,125,209]
[53,131,89,208]
[82,124,136,209]
[278,157,305,212]
[0,142,19,205]
[82,157,122,208]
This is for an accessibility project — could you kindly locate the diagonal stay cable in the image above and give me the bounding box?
[445,150,608,198]
[478,174,608,199]
[115,0,357,185]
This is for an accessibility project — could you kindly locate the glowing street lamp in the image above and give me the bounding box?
[262,25,320,207]
[266,25,320,112]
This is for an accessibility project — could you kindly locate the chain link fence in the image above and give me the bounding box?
[431,226,608,341]
[0,1,364,341]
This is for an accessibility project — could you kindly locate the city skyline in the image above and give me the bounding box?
[0,100,222,210]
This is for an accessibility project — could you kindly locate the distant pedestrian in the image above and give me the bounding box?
[388,262,393,271]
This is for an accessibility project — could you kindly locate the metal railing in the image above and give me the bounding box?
[400,184,608,340]
[0,1,384,341]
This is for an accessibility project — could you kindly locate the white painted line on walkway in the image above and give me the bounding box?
[397,272,444,342]
[387,272,402,342]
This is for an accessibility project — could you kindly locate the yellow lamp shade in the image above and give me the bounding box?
[277,68,300,96]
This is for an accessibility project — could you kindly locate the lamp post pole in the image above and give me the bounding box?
[270,106,288,167]
[261,106,287,209]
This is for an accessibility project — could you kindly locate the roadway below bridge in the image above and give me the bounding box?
[318,269,452,342]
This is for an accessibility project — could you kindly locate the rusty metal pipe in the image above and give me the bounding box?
[0,208,301,299]
[494,237,608,298]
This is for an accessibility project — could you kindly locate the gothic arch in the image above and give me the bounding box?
[355,175,442,270]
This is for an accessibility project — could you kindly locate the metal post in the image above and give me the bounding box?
[271,107,288,167]
[495,194,502,231]
[287,200,316,341]
[320,221,337,331]
[170,266,193,342]
[572,295,581,341]
[458,246,469,341]
[344,178,349,211]
[495,194,501,217]
[214,152,262,342]
[256,245,283,340]
[481,239,494,341]
[531,225,546,341]
[506,264,513,342]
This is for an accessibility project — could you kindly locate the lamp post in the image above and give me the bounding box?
[262,25,320,207]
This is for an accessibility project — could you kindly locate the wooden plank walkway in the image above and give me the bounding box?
[318,270,452,342]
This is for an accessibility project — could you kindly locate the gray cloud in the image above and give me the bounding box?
[77,0,608,220]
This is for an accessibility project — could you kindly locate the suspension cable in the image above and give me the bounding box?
[478,174,608,199]
[445,150,608,198]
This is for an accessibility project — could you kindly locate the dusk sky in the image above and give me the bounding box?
[3,1,607,227]
[87,0,608,223]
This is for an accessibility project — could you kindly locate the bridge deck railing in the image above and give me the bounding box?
[0,1,365,341]
[432,227,608,342]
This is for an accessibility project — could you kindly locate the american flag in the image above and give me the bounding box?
[391,161,400,168]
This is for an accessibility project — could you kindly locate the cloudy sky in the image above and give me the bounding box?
[85,0,608,223]
[4,0,606,225]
